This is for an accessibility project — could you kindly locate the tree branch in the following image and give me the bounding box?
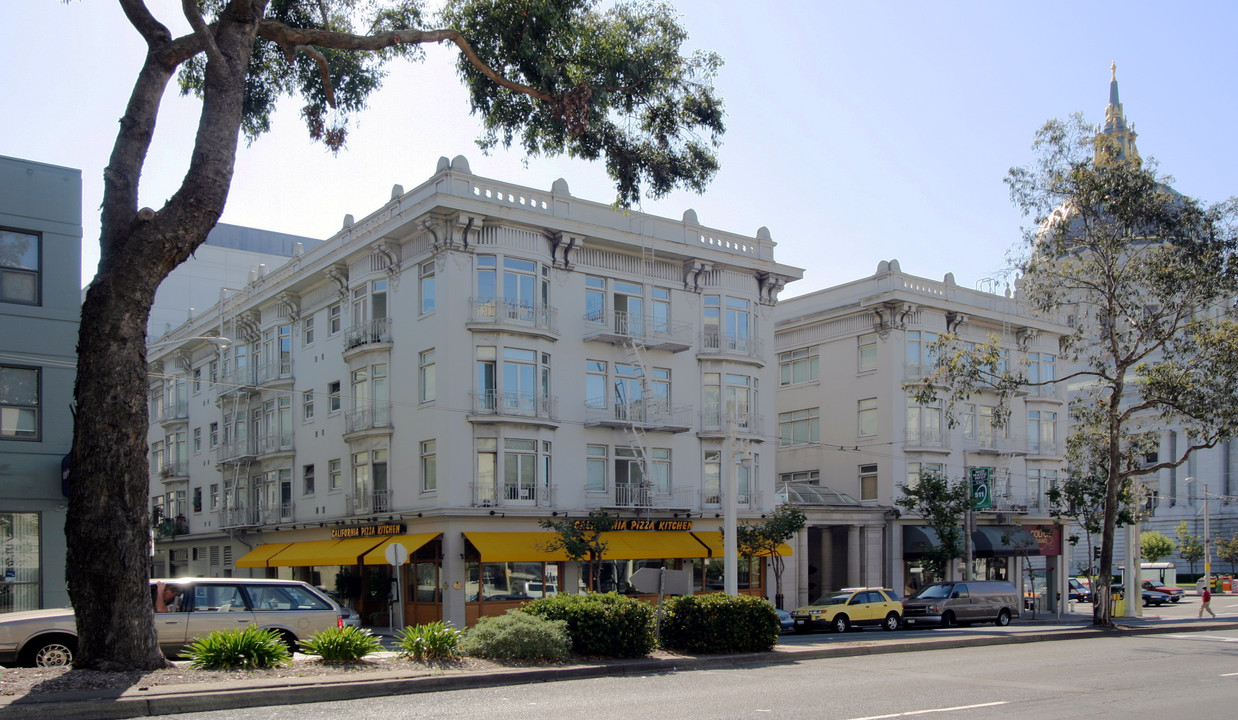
[182,0,225,67]
[118,0,171,46]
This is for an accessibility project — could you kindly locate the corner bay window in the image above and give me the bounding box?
[475,438,551,504]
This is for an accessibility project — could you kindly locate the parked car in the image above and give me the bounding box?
[902,581,1020,627]
[0,578,343,668]
[1111,584,1172,607]
[337,605,362,627]
[775,608,795,633]
[791,587,903,633]
[1069,578,1093,603]
[1141,580,1184,602]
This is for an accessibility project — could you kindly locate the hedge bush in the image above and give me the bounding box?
[523,592,655,658]
[299,626,383,664]
[460,610,571,662]
[396,621,464,661]
[659,593,779,654]
[181,626,292,669]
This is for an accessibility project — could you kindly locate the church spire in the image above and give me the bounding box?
[1095,62,1141,168]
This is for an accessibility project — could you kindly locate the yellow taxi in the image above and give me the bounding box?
[791,587,903,633]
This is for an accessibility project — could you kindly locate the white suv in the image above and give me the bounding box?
[0,578,342,667]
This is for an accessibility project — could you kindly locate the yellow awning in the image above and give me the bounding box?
[692,531,792,557]
[362,533,441,565]
[266,537,387,567]
[464,532,569,563]
[600,532,711,560]
[234,543,293,568]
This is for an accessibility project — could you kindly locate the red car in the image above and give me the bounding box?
[1142,580,1184,603]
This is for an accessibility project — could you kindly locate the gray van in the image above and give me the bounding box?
[901,581,1019,627]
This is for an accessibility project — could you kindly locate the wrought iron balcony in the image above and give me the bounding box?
[343,318,393,351]
[469,298,558,334]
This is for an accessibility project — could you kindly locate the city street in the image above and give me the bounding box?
[143,626,1238,720]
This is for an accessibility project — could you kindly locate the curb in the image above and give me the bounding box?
[4,620,1237,720]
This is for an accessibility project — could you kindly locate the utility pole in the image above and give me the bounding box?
[1204,480,1212,592]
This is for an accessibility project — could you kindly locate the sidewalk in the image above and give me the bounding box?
[3,614,1236,720]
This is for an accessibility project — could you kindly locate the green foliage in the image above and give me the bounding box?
[523,592,655,658]
[181,626,292,670]
[538,511,619,590]
[1141,531,1175,563]
[733,504,806,605]
[1175,521,1205,572]
[893,470,972,580]
[298,625,383,664]
[659,593,779,654]
[460,610,571,662]
[1216,532,1238,574]
[395,621,464,661]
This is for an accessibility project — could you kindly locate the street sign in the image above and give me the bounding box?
[384,542,409,566]
[970,467,993,509]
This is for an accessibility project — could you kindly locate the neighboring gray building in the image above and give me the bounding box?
[148,223,321,341]
[0,155,82,612]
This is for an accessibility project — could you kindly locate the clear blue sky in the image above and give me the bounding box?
[4,1,1236,297]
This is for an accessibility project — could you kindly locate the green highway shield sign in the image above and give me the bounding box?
[970,467,993,509]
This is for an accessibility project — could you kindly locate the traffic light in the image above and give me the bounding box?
[1093,547,1101,561]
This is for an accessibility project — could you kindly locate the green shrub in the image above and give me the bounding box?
[181,625,293,669]
[660,593,779,654]
[460,610,571,662]
[396,621,464,661]
[299,625,383,664]
[523,592,655,658]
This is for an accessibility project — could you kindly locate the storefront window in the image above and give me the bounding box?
[412,562,439,603]
[467,561,557,601]
[1,513,40,613]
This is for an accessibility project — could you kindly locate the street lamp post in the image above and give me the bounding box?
[1185,477,1212,592]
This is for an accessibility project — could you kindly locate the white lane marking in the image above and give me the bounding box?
[1162,634,1238,642]
[847,701,1009,719]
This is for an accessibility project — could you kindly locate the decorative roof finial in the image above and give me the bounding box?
[1111,61,1117,81]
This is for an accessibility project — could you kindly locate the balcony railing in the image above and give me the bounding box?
[699,332,764,361]
[343,318,393,351]
[470,391,556,420]
[906,427,949,449]
[962,434,1026,455]
[345,403,392,433]
[472,482,554,507]
[255,358,293,385]
[217,506,257,528]
[702,486,754,507]
[584,399,694,431]
[156,401,189,424]
[470,298,558,333]
[216,438,258,463]
[256,430,294,455]
[215,366,258,396]
[1027,440,1059,456]
[158,460,189,479]
[583,310,692,351]
[699,409,764,434]
[153,518,189,539]
[348,490,392,515]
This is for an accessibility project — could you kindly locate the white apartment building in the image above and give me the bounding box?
[774,260,1070,608]
[146,156,802,627]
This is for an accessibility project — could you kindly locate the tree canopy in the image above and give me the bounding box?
[893,470,972,583]
[69,0,726,671]
[1140,530,1174,564]
[733,504,806,608]
[916,113,1238,626]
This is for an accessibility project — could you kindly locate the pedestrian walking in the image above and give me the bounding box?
[1199,586,1216,618]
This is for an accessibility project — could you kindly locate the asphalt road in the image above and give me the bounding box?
[147,628,1238,720]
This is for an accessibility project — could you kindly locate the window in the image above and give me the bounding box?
[192,487,203,513]
[328,303,341,334]
[780,347,818,386]
[703,295,752,353]
[420,260,436,314]
[302,464,315,496]
[503,439,538,501]
[209,484,219,511]
[906,330,939,378]
[475,346,550,415]
[779,408,819,446]
[858,398,878,437]
[302,390,314,421]
[858,333,878,372]
[150,440,165,476]
[192,427,202,454]
[860,464,878,501]
[303,315,315,347]
[586,444,607,492]
[421,440,437,492]
[420,349,436,403]
[906,462,943,490]
[585,276,605,322]
[780,470,819,484]
[208,359,218,386]
[0,513,40,612]
[1026,353,1056,396]
[1,366,40,439]
[0,229,40,304]
[907,399,942,446]
[329,459,341,492]
[192,367,202,394]
[1029,411,1057,454]
[208,422,219,448]
[328,381,341,413]
[704,450,721,504]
